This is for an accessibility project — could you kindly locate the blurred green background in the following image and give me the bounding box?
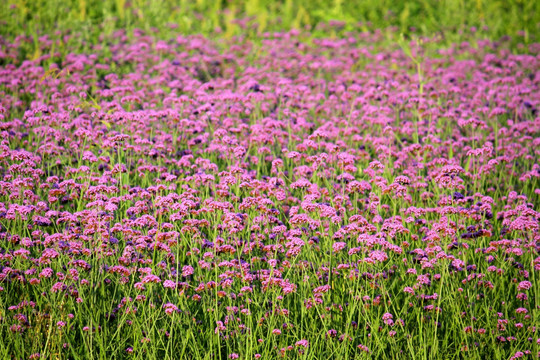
[0,0,538,58]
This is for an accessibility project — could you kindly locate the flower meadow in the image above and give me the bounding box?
[0,27,539,360]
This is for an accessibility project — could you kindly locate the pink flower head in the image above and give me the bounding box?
[163,280,176,289]
[332,242,347,252]
[517,281,532,291]
[296,339,309,348]
[357,344,370,353]
[182,265,194,277]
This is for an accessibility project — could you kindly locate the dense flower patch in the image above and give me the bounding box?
[0,29,539,359]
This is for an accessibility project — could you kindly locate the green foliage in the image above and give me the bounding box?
[0,0,538,60]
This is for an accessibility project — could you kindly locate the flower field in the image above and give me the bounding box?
[0,4,539,360]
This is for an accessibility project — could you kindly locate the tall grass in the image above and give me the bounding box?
[0,0,538,60]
